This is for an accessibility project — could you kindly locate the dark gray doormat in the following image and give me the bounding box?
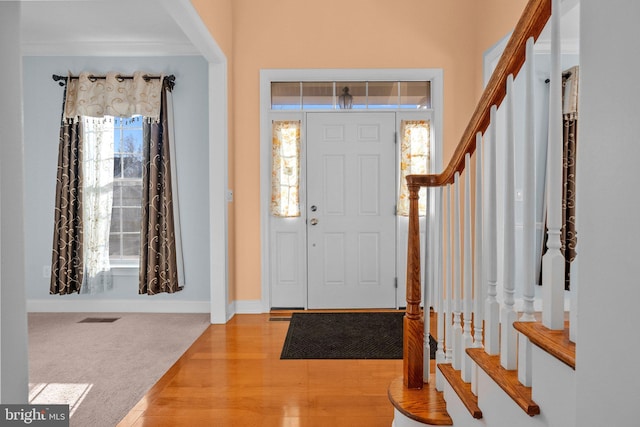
[280,312,436,360]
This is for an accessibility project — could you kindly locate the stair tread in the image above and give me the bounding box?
[438,363,483,419]
[466,348,540,416]
[513,320,575,369]
[388,375,453,425]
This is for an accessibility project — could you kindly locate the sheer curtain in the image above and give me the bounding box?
[81,117,114,294]
[398,120,430,216]
[271,121,301,217]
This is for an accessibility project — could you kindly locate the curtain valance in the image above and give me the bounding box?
[563,66,579,118]
[63,71,164,122]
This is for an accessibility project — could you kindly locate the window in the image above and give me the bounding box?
[110,116,143,261]
[271,120,301,217]
[271,81,431,110]
[83,115,144,263]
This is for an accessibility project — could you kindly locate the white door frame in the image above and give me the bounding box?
[260,69,443,312]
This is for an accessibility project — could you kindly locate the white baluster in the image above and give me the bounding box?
[484,106,500,356]
[521,39,537,322]
[501,74,518,370]
[471,133,484,395]
[461,154,473,382]
[473,132,484,348]
[518,37,536,386]
[436,186,446,391]
[452,172,463,370]
[424,187,431,384]
[445,184,454,364]
[542,0,565,331]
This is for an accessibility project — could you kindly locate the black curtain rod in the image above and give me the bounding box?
[52,73,175,87]
[544,70,573,84]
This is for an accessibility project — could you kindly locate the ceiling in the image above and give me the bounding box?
[20,0,199,56]
[19,0,580,57]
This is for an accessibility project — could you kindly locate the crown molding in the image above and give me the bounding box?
[21,40,199,57]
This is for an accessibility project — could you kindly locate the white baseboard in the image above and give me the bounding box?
[27,299,210,313]
[230,299,265,315]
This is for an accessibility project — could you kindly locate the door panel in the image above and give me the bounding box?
[307,112,396,308]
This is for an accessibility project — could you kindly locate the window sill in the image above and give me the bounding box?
[110,262,139,277]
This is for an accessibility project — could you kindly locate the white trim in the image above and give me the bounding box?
[260,68,444,311]
[231,299,265,315]
[483,33,512,87]
[27,299,210,313]
[21,41,199,57]
[159,0,226,64]
[209,61,230,324]
[161,0,229,324]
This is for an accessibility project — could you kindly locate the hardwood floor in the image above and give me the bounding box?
[117,313,408,427]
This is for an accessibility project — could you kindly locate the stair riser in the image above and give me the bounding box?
[442,380,483,427]
[475,368,548,427]
[531,345,576,427]
[392,409,433,427]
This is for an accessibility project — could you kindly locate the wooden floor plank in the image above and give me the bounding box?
[118,313,405,426]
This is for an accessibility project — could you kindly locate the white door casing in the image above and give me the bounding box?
[262,69,443,312]
[306,112,397,309]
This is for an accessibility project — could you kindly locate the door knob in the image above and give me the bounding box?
[310,218,319,226]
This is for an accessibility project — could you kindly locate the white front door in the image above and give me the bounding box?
[306,112,396,308]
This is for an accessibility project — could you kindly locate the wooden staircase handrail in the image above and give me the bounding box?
[408,0,551,189]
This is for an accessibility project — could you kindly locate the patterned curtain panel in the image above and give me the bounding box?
[398,120,430,216]
[139,77,182,295]
[81,117,114,294]
[50,119,84,295]
[539,66,579,290]
[271,121,301,217]
[561,66,579,291]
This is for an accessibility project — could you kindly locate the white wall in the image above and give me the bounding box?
[576,0,640,425]
[0,1,29,403]
[23,55,211,312]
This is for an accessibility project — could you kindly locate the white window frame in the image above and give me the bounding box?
[109,116,144,268]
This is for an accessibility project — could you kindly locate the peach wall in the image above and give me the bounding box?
[232,0,480,301]
[194,0,530,303]
[190,0,237,302]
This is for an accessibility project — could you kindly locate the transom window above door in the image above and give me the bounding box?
[271,81,431,110]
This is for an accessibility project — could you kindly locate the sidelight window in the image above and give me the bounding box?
[271,120,301,217]
[398,120,430,216]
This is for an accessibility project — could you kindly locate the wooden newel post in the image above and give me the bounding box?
[404,178,424,389]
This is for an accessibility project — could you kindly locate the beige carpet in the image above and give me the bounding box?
[28,312,210,427]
